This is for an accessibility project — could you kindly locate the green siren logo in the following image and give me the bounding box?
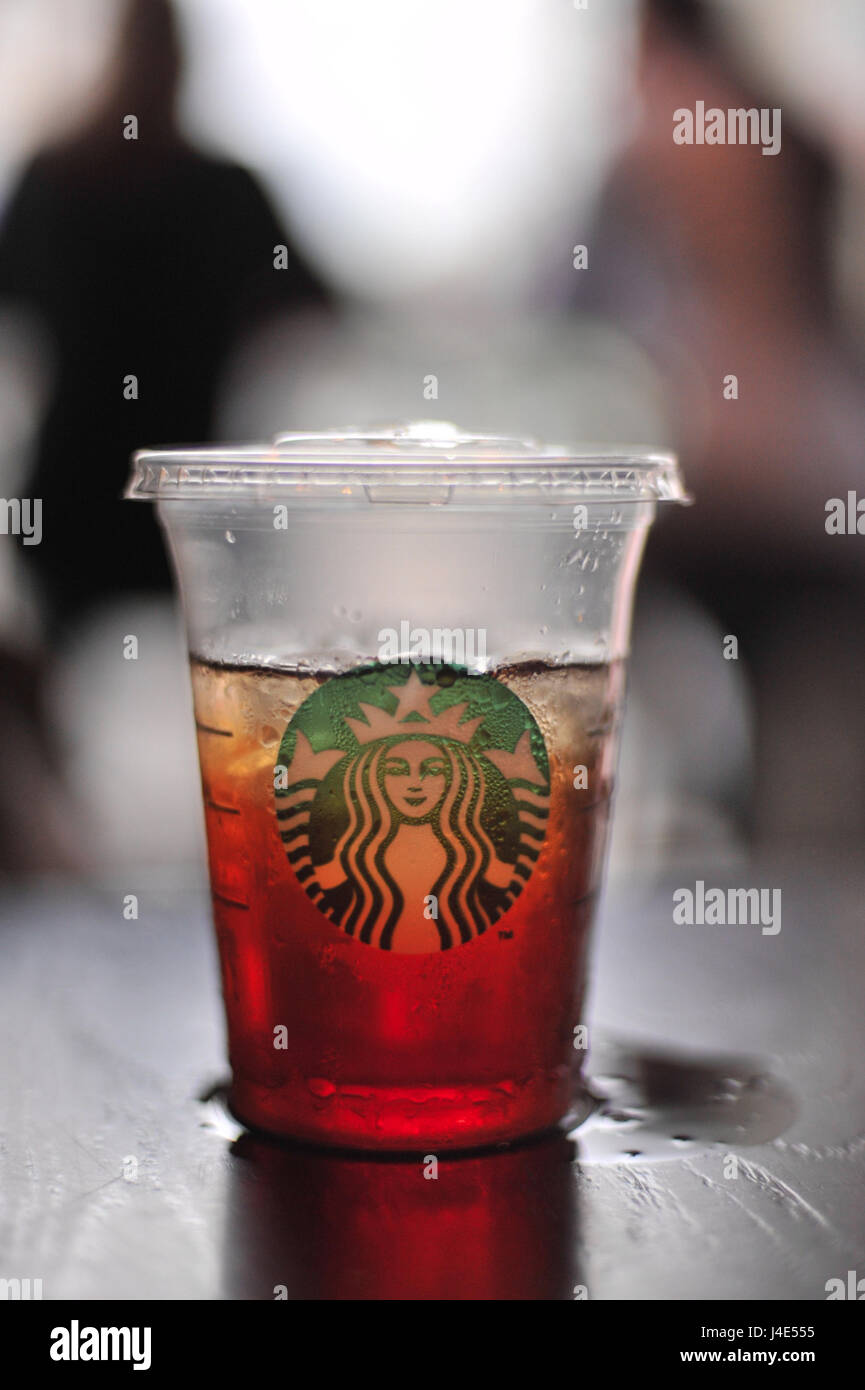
[275,664,550,953]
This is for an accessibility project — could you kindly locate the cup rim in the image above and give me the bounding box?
[126,423,689,504]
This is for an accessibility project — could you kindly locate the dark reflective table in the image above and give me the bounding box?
[1,860,862,1299]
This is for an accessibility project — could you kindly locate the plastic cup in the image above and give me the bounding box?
[126,420,688,1150]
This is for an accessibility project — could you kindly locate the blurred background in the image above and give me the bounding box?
[0,0,863,884]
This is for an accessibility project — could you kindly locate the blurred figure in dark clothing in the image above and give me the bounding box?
[577,0,865,850]
[0,0,332,633]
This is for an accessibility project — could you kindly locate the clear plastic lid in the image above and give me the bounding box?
[126,420,689,503]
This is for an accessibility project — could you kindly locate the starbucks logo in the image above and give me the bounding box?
[275,664,549,953]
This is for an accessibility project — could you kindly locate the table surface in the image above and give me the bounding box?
[1,858,863,1300]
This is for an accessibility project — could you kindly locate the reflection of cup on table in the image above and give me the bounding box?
[127,422,688,1150]
[225,1129,579,1301]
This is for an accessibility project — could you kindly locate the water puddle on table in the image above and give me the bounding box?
[576,1034,797,1162]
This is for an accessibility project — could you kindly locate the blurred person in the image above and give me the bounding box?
[0,638,84,874]
[0,0,333,875]
[0,0,333,634]
[575,0,865,851]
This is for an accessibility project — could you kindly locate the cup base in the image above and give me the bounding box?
[225,1074,597,1155]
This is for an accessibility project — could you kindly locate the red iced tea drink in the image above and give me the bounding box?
[191,657,622,1151]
